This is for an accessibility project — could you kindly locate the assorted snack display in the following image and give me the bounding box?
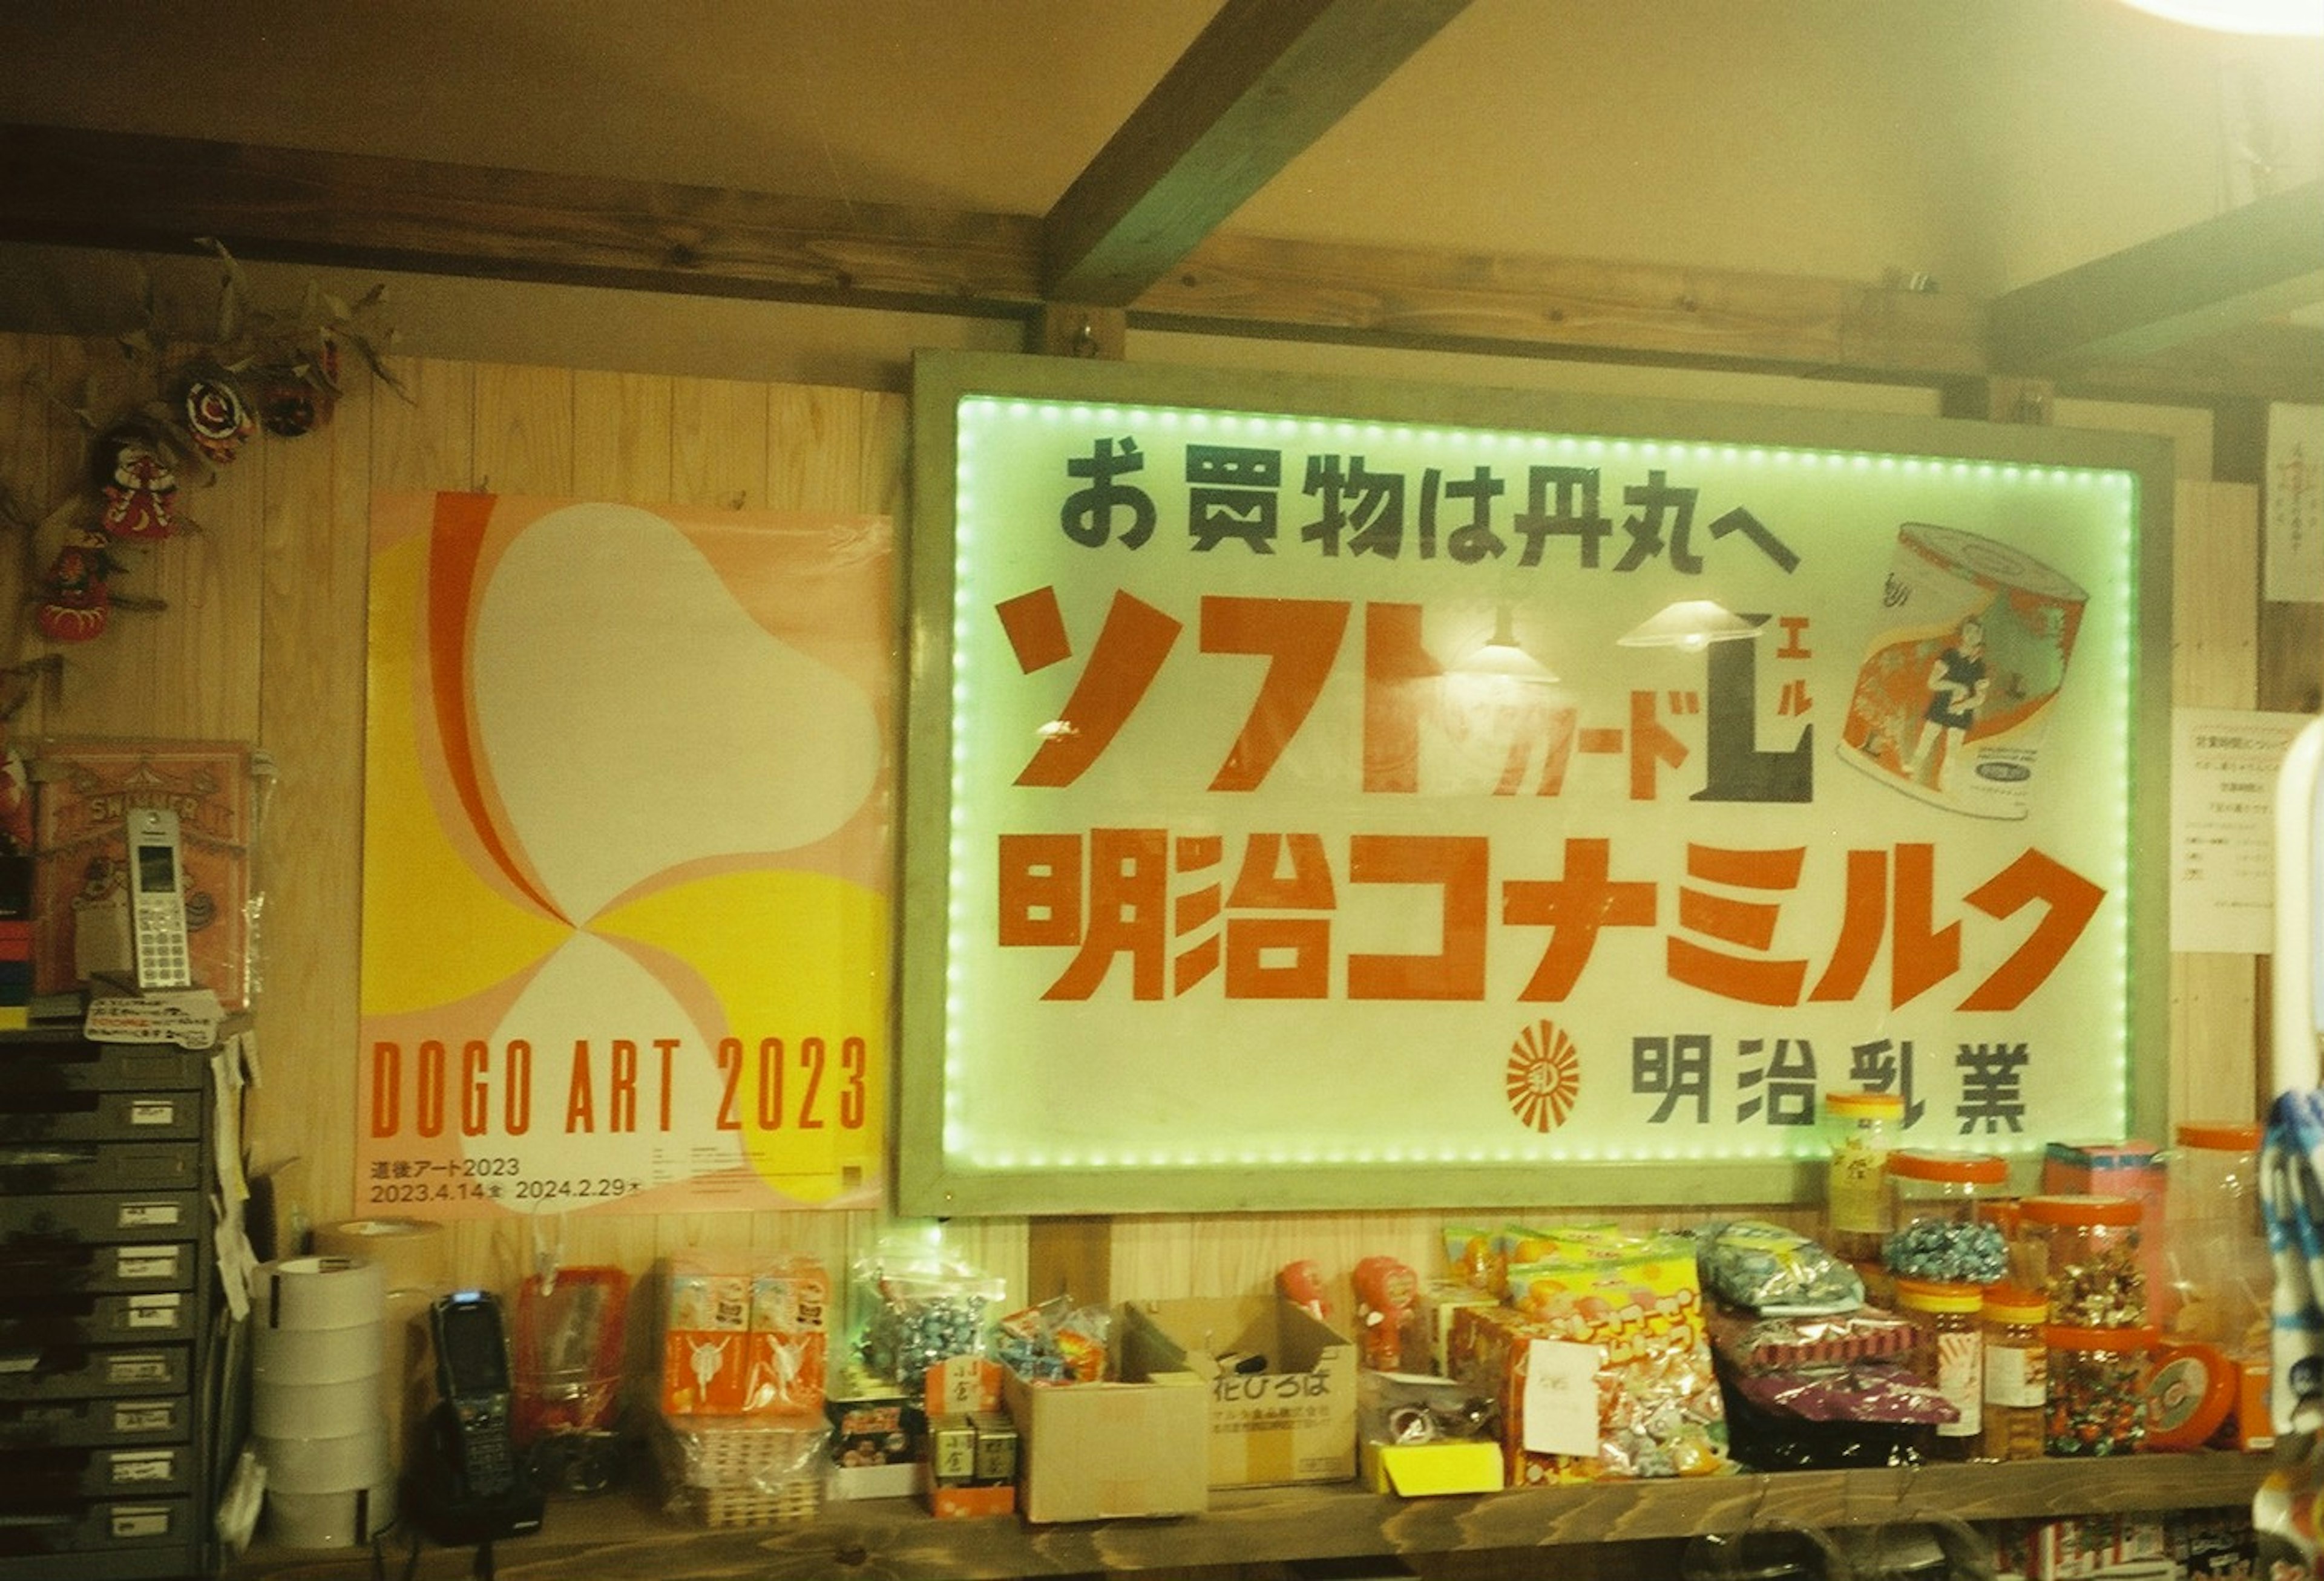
[412,1106,2273,1576]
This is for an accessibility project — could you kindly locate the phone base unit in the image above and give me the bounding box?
[405,1409,544,1549]
[409,1291,543,1548]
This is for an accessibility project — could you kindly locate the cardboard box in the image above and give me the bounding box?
[1117,1295,1357,1488]
[1003,1369,1209,1524]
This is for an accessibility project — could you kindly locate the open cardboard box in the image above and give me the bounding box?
[1001,1367,1209,1524]
[1117,1294,1357,1488]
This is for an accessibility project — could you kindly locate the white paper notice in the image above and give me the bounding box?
[1522,1338,1603,1458]
[2172,707,2314,953]
[2266,402,2324,604]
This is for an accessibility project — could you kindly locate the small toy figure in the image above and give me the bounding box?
[96,431,180,542]
[1351,1255,1425,1373]
[35,526,117,643]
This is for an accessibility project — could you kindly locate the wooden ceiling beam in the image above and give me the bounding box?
[0,122,1046,315]
[0,122,1990,385]
[1037,0,1471,306]
[1989,178,2324,373]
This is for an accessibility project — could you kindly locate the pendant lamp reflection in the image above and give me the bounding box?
[1461,606,1558,684]
[1616,599,1761,651]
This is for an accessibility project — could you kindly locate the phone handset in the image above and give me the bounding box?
[125,807,192,991]
[429,1291,519,1500]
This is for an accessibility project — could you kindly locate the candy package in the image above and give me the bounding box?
[850,1239,1005,1397]
[1696,1220,1863,1316]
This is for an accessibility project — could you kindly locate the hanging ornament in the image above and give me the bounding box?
[94,429,181,542]
[182,373,255,465]
[34,528,116,643]
[257,333,343,437]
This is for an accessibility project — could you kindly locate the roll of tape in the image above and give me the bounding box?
[256,1426,393,1496]
[255,1256,386,1332]
[251,1320,386,1387]
[313,1218,451,1294]
[266,1478,398,1548]
[252,1374,382,1441]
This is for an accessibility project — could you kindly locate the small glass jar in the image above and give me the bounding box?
[1980,1285,2048,1461]
[2044,1324,2155,1455]
[2012,1194,2148,1327]
[1884,1150,2011,1285]
[1823,1089,1906,1265]
[1894,1277,1983,1460]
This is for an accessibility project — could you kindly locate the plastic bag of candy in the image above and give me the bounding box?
[992,1295,1109,1383]
[849,1239,1005,1397]
[1696,1220,1865,1316]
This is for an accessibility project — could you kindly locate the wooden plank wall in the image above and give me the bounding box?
[0,330,2273,1335]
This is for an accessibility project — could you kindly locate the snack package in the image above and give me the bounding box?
[1704,1303,1917,1374]
[1696,1220,1865,1315]
[662,1259,753,1415]
[661,1252,831,1418]
[993,1295,1109,1384]
[745,1257,831,1415]
[851,1239,1005,1398]
[1452,1228,1727,1484]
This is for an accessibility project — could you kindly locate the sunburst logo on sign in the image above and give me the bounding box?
[1505,1019,1581,1134]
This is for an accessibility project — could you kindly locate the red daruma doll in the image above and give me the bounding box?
[1353,1255,1427,1373]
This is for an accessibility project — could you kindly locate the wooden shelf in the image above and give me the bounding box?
[224,1452,2269,1580]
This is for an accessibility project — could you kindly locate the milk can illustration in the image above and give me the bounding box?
[1838,523,2087,820]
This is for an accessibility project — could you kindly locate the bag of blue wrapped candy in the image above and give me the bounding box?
[850,1237,1006,1398]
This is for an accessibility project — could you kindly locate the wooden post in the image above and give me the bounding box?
[1019,301,1125,1309]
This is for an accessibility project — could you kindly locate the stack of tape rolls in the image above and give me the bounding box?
[313,1217,452,1476]
[252,1255,395,1547]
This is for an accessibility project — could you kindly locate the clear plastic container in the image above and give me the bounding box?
[1883,1150,2011,1285]
[1980,1285,2047,1461]
[2012,1194,2147,1327]
[1823,1089,1906,1265]
[1894,1278,1983,1460]
[2163,1121,2270,1355]
[2044,1324,2156,1456]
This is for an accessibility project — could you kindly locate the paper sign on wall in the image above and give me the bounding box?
[357,494,893,1217]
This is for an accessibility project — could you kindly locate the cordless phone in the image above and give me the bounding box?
[428,1290,519,1499]
[125,808,192,991]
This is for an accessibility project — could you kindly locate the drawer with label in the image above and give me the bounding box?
[0,1442,192,1499]
[0,1190,199,1245]
[0,1090,200,1141]
[0,1141,200,1194]
[0,1345,190,1402]
[0,1240,196,1295]
[0,1494,192,1565]
[0,1394,189,1449]
[0,1042,205,1093]
[0,1291,192,1346]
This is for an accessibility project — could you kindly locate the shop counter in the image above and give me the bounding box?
[224,1451,2270,1580]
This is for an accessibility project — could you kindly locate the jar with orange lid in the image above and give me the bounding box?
[1980,1285,2047,1460]
[1822,1089,1905,1265]
[1894,1278,1983,1460]
[1883,1150,2011,1286]
[2011,1194,2147,1327]
[2163,1121,2269,1352]
[2044,1324,2156,1455]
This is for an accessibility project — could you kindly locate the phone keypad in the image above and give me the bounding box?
[135,902,191,989]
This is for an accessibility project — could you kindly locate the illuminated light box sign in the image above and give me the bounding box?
[899,352,2170,1216]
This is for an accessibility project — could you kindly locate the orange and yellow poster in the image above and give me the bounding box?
[359,494,891,1217]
